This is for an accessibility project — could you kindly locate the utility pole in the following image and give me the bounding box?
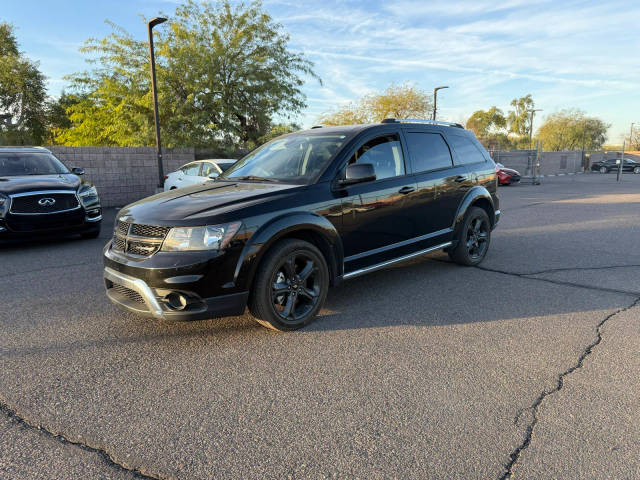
[630,122,635,150]
[617,141,625,182]
[432,86,449,121]
[148,17,167,191]
[526,109,542,150]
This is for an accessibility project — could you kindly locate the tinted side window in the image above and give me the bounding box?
[348,134,405,180]
[405,132,453,172]
[181,163,201,175]
[447,134,486,166]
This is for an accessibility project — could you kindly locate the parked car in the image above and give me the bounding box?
[591,157,640,174]
[495,163,521,185]
[0,147,101,240]
[104,119,500,331]
[164,159,236,191]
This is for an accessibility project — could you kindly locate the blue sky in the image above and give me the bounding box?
[2,0,639,143]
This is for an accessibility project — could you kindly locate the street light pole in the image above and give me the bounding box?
[527,109,542,150]
[432,86,449,121]
[148,17,167,190]
[630,122,635,149]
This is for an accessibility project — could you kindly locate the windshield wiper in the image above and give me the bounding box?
[231,175,279,183]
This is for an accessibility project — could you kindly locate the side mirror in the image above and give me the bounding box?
[71,167,84,176]
[340,163,376,186]
[208,172,219,179]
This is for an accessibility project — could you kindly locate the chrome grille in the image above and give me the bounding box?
[9,191,80,214]
[112,220,168,257]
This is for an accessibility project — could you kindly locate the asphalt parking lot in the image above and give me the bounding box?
[1,173,640,480]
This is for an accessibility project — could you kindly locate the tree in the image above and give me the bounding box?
[318,83,432,126]
[505,94,536,148]
[465,107,513,149]
[44,92,83,144]
[0,22,48,145]
[536,109,609,151]
[57,0,317,148]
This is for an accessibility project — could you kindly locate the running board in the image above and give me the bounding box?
[343,242,452,280]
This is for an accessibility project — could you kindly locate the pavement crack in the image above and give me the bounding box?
[518,264,640,276]
[0,397,162,480]
[499,296,640,480]
[474,265,639,297]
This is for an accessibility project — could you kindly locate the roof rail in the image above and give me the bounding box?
[381,118,464,129]
[311,125,324,129]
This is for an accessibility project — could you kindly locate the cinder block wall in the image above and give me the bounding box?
[48,147,196,207]
[490,150,584,176]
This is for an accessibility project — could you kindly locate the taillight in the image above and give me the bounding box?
[163,175,168,180]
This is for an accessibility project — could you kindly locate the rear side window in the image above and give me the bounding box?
[348,134,405,180]
[447,135,486,166]
[405,132,453,172]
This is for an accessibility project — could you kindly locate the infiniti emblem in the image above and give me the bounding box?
[38,197,56,207]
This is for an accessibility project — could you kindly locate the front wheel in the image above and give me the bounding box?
[448,207,491,266]
[249,239,329,331]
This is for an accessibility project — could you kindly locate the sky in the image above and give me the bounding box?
[2,0,639,143]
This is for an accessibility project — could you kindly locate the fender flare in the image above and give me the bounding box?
[233,212,344,289]
[451,186,496,236]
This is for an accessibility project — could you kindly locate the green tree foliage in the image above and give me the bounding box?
[507,94,534,137]
[537,109,609,151]
[465,106,512,149]
[318,83,432,126]
[0,22,48,145]
[57,1,317,148]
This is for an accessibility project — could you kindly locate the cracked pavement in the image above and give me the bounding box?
[1,174,640,479]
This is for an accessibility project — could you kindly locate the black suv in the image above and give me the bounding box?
[104,119,500,330]
[0,147,102,239]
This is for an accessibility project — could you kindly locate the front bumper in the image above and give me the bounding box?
[0,209,101,238]
[104,266,249,321]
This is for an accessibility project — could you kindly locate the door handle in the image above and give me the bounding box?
[454,175,466,183]
[398,186,415,194]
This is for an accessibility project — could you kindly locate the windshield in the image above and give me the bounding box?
[0,153,70,176]
[221,134,347,184]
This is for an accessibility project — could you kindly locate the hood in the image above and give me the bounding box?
[0,174,81,195]
[118,180,304,225]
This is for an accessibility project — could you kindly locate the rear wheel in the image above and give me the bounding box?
[249,239,329,331]
[634,167,640,174]
[448,207,491,266]
[599,166,608,173]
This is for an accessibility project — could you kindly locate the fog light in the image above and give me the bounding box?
[165,292,188,311]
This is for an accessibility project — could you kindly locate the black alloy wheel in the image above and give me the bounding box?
[270,253,321,324]
[448,206,491,266]
[249,239,329,331]
[465,216,489,260]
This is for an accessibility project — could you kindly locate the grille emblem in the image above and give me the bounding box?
[38,198,56,207]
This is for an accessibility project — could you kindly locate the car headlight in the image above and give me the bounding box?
[161,222,241,252]
[0,193,8,218]
[78,185,99,207]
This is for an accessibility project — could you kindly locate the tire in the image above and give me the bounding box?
[248,239,329,331]
[634,167,640,174]
[81,225,101,239]
[599,166,608,174]
[448,207,491,266]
